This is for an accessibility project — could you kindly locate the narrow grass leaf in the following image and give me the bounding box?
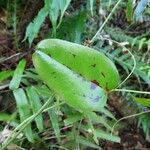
[58,0,71,27]
[24,1,49,45]
[35,85,52,99]
[138,38,146,50]
[26,86,44,131]
[47,108,60,142]
[133,97,150,107]
[13,88,34,142]
[0,70,13,83]
[24,70,40,81]
[82,124,120,143]
[76,136,102,150]
[147,39,150,51]
[90,0,94,16]
[95,129,120,143]
[0,113,15,122]
[9,59,26,90]
[57,11,86,43]
[100,108,116,120]
[64,114,82,126]
[126,0,133,22]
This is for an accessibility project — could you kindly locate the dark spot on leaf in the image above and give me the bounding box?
[105,82,109,91]
[72,54,76,58]
[51,72,56,75]
[49,54,51,57]
[77,74,83,78]
[91,80,99,86]
[89,96,101,103]
[82,78,86,82]
[67,66,71,70]
[91,83,97,90]
[101,72,105,78]
[83,94,86,97]
[91,64,96,67]
[72,72,76,75]
[77,74,80,78]
[93,96,101,103]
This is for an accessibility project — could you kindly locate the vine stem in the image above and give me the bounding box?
[100,37,136,89]
[90,0,136,89]
[111,88,150,95]
[90,0,123,43]
[111,110,150,136]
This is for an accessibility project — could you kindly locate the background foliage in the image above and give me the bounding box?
[0,0,150,149]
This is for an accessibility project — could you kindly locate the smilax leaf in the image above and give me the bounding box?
[36,39,120,90]
[133,97,150,107]
[33,51,107,112]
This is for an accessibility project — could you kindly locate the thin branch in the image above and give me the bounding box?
[111,110,150,135]
[90,0,123,43]
[112,88,150,95]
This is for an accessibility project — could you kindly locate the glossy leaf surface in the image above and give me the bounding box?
[36,39,120,90]
[33,51,107,112]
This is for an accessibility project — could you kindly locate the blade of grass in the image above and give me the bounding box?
[9,59,26,90]
[13,88,34,142]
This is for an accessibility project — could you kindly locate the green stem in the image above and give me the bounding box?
[111,89,150,95]
[100,37,136,88]
[90,0,123,43]
[111,110,150,135]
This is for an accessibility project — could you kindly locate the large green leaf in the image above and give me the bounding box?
[32,51,107,112]
[58,0,71,27]
[89,0,95,16]
[76,136,102,150]
[36,39,120,90]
